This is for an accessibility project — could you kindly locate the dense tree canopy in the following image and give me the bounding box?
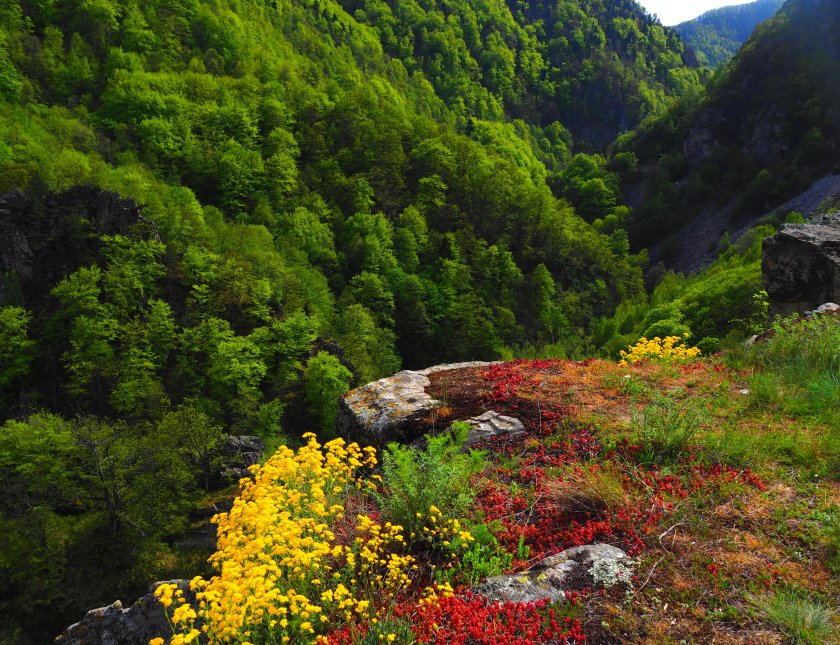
[0,0,711,638]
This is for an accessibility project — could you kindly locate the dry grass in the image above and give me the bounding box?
[543,463,631,515]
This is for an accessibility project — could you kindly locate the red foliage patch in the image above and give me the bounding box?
[405,594,586,644]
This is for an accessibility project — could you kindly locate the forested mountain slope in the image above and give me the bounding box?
[621,0,840,252]
[0,0,708,640]
[344,0,704,149]
[675,0,784,67]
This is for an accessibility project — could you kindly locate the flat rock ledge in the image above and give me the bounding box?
[336,361,498,447]
[474,544,634,604]
[56,580,193,645]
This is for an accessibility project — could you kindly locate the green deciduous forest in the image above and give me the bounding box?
[675,0,783,68]
[0,0,695,639]
[1,0,838,641]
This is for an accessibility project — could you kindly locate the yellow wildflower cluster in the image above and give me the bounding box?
[152,434,467,645]
[415,505,475,547]
[151,585,200,645]
[620,335,701,365]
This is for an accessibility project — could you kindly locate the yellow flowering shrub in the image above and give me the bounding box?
[152,433,465,645]
[620,335,702,365]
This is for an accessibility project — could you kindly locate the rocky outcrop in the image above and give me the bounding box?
[474,544,634,603]
[683,108,725,167]
[336,362,497,447]
[56,580,192,645]
[218,435,265,483]
[743,104,789,164]
[0,186,157,308]
[762,223,840,316]
[221,435,264,467]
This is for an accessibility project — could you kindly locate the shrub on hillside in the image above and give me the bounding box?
[376,423,485,544]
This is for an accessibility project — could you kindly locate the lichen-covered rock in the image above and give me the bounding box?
[763,224,840,316]
[474,544,633,604]
[454,411,526,449]
[55,580,193,645]
[336,362,497,447]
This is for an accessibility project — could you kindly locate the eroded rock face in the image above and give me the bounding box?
[744,104,789,164]
[221,435,265,468]
[55,580,193,645]
[683,108,724,167]
[336,362,497,447]
[763,224,840,317]
[0,186,157,308]
[474,544,633,604]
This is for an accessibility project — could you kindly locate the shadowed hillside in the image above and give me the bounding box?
[676,0,784,67]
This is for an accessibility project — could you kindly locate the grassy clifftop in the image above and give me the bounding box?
[151,317,839,644]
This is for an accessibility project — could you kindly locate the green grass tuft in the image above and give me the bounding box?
[747,590,837,645]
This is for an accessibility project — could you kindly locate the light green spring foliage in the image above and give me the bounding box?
[594,224,772,357]
[0,0,653,399]
[350,0,704,148]
[304,351,354,436]
[0,0,701,639]
[0,306,35,388]
[376,422,485,543]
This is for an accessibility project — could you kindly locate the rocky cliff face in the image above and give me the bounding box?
[0,186,156,308]
[763,223,840,316]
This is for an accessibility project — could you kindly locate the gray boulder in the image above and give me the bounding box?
[763,224,840,317]
[455,411,526,449]
[56,580,194,645]
[336,362,497,447]
[220,435,264,471]
[221,435,264,456]
[805,302,840,317]
[222,466,252,483]
[474,544,634,603]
